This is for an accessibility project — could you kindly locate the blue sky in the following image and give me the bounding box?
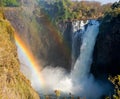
[72,0,119,4]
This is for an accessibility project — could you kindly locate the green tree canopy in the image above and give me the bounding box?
[1,0,20,7]
[40,0,112,22]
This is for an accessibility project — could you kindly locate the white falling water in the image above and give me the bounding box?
[17,20,111,99]
[72,20,100,80]
[71,20,106,99]
[72,20,88,67]
[72,20,88,33]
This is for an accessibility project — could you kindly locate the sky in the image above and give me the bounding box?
[72,0,119,4]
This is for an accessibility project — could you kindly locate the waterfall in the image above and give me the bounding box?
[16,19,111,98]
[72,20,100,80]
[72,20,88,67]
[70,20,109,99]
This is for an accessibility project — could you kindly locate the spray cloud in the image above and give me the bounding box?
[15,0,112,98]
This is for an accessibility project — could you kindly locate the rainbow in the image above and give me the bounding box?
[40,14,71,58]
[14,32,45,88]
[13,12,71,90]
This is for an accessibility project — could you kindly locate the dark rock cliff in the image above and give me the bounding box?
[91,13,120,78]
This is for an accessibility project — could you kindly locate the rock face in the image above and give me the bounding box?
[91,14,120,78]
[63,21,73,51]
[0,13,40,99]
[4,6,72,71]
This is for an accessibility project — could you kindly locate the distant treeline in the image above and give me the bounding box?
[39,0,112,22]
[0,0,20,7]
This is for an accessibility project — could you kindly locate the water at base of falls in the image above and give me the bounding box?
[72,20,100,81]
[17,20,112,99]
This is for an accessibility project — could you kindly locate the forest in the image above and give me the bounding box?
[0,0,20,7]
[39,0,112,23]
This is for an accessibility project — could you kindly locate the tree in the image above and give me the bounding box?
[2,0,20,7]
[112,1,120,9]
[0,0,3,7]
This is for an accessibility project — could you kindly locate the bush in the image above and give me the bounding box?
[2,0,20,7]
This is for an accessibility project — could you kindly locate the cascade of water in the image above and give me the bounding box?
[72,20,100,82]
[16,19,111,98]
[72,20,88,67]
[70,20,109,99]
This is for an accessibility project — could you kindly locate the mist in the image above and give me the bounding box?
[15,0,113,99]
[28,20,112,99]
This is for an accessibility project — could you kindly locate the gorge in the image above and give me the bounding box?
[0,0,120,99]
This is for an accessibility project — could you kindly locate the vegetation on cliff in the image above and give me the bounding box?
[4,2,72,71]
[0,13,39,99]
[0,0,20,7]
[108,76,120,99]
[39,0,111,23]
